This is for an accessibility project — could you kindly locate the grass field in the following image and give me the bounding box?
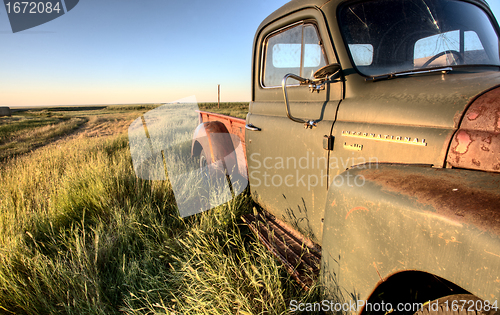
[197,102,249,119]
[0,104,320,314]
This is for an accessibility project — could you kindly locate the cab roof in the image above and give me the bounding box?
[257,0,492,35]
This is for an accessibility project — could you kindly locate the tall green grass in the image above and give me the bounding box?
[0,132,319,314]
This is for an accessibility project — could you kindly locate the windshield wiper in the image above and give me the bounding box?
[366,67,453,82]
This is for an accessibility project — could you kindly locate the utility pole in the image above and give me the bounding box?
[218,84,220,109]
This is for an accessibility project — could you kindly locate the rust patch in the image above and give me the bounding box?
[360,167,500,236]
[461,87,500,133]
[448,130,500,172]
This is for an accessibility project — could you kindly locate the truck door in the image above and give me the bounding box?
[246,9,342,244]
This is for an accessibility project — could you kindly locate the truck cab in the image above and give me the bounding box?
[244,0,500,312]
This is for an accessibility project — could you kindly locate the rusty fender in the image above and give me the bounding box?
[448,86,500,173]
[321,164,500,306]
[191,120,238,174]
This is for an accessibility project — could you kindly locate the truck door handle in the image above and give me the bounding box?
[245,124,261,131]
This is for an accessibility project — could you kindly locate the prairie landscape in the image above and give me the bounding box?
[0,103,319,314]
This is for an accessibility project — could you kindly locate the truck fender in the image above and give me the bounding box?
[191,120,238,176]
[321,164,500,311]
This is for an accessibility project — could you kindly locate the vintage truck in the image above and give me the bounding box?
[190,0,500,313]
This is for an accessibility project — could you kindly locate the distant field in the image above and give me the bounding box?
[0,112,86,161]
[0,103,248,162]
[0,103,319,314]
[0,105,155,161]
[197,102,249,119]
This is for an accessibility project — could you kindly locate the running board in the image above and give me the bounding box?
[241,212,321,290]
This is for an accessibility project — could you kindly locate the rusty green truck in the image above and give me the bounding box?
[191,0,500,313]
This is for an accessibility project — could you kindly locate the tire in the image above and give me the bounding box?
[199,149,210,184]
[199,149,208,170]
[198,148,242,197]
[414,294,497,315]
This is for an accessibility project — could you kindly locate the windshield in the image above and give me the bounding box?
[339,0,500,77]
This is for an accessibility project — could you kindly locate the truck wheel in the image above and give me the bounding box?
[199,149,208,170]
[199,149,210,183]
[414,294,493,315]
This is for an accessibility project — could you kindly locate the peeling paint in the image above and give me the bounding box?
[454,130,472,154]
[468,111,479,121]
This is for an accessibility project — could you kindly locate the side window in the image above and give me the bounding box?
[263,23,327,87]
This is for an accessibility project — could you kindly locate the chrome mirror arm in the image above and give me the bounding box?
[282,74,318,129]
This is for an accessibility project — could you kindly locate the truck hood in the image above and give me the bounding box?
[342,69,500,129]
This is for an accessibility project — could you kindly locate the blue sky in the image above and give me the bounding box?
[1,0,500,106]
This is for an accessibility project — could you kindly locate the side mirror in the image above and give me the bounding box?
[313,63,341,80]
[307,63,342,93]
